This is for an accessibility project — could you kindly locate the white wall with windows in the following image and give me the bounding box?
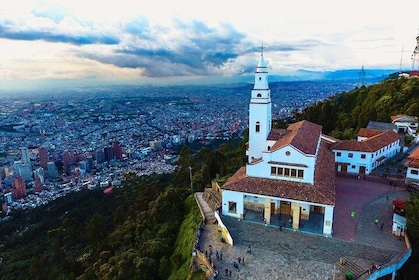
[333,138,400,175]
[247,145,316,184]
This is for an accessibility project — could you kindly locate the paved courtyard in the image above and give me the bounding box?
[196,174,410,280]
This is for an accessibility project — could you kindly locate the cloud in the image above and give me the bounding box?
[79,19,249,77]
[0,13,119,45]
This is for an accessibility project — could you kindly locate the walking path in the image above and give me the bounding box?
[195,175,409,280]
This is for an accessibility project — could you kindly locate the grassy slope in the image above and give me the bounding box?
[168,195,205,280]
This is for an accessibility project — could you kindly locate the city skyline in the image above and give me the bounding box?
[0,0,418,91]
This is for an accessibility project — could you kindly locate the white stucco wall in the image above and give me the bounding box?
[323,205,334,236]
[406,167,419,182]
[221,190,244,219]
[247,145,316,184]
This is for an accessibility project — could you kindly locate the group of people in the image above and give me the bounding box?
[209,244,253,279]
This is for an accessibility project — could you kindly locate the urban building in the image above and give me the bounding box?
[13,176,27,198]
[38,147,48,170]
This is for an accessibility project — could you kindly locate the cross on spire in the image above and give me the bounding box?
[261,41,264,56]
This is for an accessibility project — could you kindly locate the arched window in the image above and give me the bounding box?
[256,121,260,132]
[257,93,262,97]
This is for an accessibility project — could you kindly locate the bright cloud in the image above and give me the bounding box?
[0,0,418,89]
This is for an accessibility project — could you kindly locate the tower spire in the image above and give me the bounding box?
[261,40,264,56]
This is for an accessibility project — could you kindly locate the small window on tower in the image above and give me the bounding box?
[259,77,262,80]
[256,122,260,132]
[257,93,262,97]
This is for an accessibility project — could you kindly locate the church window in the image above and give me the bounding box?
[278,167,283,175]
[228,201,237,213]
[270,166,276,175]
[255,122,260,132]
[259,77,262,80]
[257,93,262,97]
[268,146,271,151]
[297,170,304,178]
[286,151,291,156]
[271,166,303,179]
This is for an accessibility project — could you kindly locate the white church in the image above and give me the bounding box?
[221,52,336,236]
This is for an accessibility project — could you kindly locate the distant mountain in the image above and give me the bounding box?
[0,69,398,95]
[188,68,397,85]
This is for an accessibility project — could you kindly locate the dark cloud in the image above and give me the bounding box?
[100,19,246,76]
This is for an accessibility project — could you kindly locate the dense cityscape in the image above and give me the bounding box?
[0,80,358,216]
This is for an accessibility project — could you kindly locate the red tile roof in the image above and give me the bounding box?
[405,148,419,168]
[357,128,382,138]
[269,120,322,155]
[222,140,335,205]
[332,130,401,152]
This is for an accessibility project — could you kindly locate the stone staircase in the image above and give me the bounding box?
[335,257,368,280]
[196,192,216,224]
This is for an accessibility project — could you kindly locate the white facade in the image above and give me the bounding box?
[406,166,419,187]
[333,131,401,175]
[247,145,316,184]
[248,54,272,163]
[405,148,419,187]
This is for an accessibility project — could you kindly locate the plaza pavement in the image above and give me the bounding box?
[195,174,410,280]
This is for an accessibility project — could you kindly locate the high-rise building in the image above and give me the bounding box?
[86,155,94,170]
[96,149,105,164]
[47,161,57,178]
[112,142,123,160]
[13,176,27,198]
[104,146,114,162]
[33,167,44,192]
[19,165,32,181]
[62,150,72,173]
[20,147,31,167]
[38,147,48,170]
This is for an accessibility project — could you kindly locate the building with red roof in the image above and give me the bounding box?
[221,53,335,236]
[332,129,401,175]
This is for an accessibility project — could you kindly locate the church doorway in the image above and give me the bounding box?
[280,201,291,215]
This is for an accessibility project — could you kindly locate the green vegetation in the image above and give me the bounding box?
[293,77,419,139]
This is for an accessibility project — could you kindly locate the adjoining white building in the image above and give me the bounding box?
[405,147,419,188]
[391,115,418,137]
[221,52,336,236]
[332,129,401,175]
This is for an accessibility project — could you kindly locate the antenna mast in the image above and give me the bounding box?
[359,65,366,87]
[412,35,419,70]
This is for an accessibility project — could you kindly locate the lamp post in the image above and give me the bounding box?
[188,166,193,194]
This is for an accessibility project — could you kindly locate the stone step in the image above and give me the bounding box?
[335,257,366,279]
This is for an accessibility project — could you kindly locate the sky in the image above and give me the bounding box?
[0,0,418,90]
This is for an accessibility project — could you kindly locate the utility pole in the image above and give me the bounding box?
[188,166,193,194]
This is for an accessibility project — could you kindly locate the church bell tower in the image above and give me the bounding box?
[248,47,272,163]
